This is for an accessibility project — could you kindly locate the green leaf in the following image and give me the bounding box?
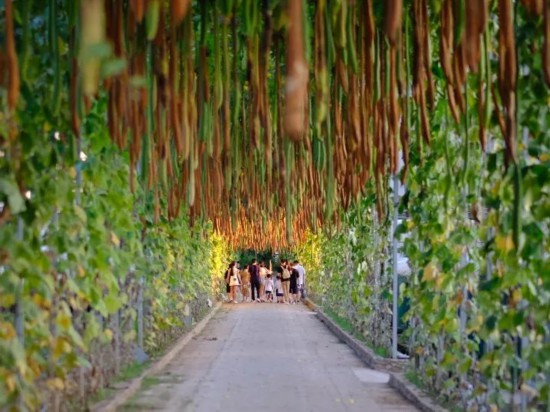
[104,293,122,313]
[130,75,147,88]
[84,315,101,344]
[101,58,127,77]
[83,41,112,60]
[0,177,25,214]
[74,205,87,223]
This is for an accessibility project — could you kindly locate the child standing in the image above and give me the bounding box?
[264,274,274,302]
[275,275,283,303]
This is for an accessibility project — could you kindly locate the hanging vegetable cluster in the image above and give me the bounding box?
[1,0,549,250]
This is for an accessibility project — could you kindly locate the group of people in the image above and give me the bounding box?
[224,259,306,305]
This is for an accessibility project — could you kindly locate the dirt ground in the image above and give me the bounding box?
[119,302,419,412]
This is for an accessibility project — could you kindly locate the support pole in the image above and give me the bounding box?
[391,174,399,359]
[137,276,144,349]
[15,217,24,342]
[75,131,86,403]
[15,217,24,410]
[114,309,120,376]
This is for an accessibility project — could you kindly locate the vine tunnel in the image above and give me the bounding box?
[0,0,548,410]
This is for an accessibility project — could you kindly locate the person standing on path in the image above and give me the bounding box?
[281,260,291,304]
[293,260,306,300]
[224,263,232,301]
[249,259,261,302]
[227,261,242,303]
[275,275,283,303]
[240,264,251,302]
[264,273,274,302]
[289,262,299,304]
[259,262,268,301]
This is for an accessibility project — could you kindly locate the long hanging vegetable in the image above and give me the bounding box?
[1,0,545,249]
[5,0,19,115]
[497,0,517,166]
[284,0,308,142]
[544,0,550,86]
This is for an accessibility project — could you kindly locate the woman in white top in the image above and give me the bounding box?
[227,261,242,303]
[259,262,268,301]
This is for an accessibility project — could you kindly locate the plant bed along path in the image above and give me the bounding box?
[119,302,418,412]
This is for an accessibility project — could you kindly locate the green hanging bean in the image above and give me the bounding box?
[146,0,160,41]
[454,0,466,46]
[20,0,32,82]
[345,6,358,73]
[49,0,61,116]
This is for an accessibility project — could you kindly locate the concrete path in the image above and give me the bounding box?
[120,303,419,412]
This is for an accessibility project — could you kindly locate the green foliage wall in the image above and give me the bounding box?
[300,132,548,409]
[295,192,394,355]
[296,7,550,409]
[0,98,231,409]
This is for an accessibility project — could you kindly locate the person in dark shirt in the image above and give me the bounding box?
[289,262,300,304]
[249,259,261,302]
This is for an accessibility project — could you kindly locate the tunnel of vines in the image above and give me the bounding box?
[0,0,548,410]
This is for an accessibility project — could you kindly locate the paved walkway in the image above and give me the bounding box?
[120,303,419,412]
